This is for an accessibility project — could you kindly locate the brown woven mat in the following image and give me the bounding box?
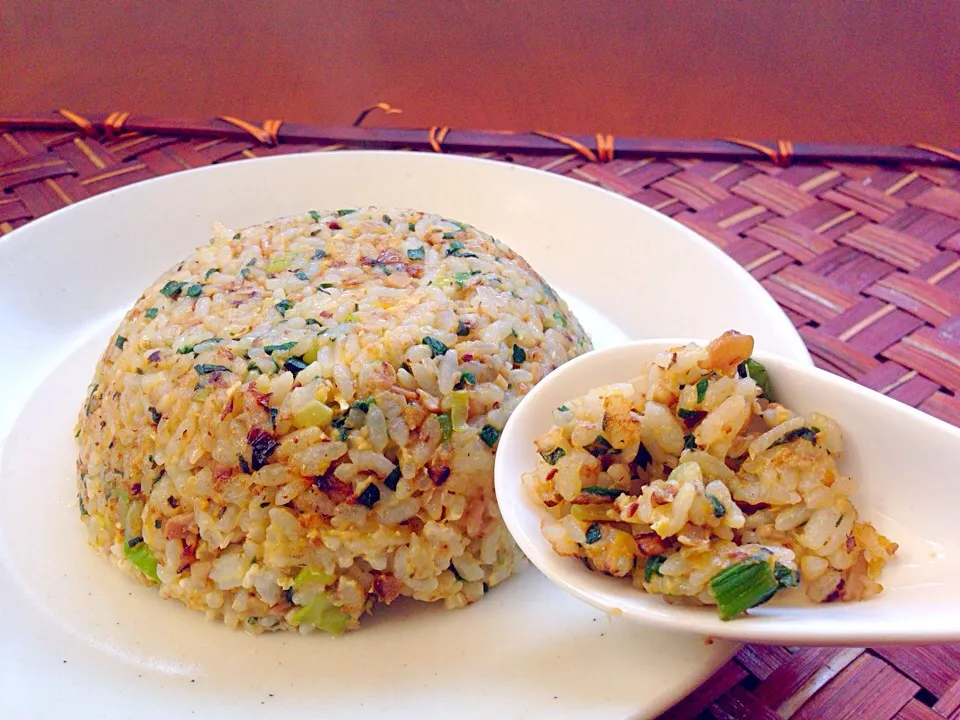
[3,112,960,719]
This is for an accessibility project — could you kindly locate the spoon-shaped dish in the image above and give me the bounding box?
[495,339,960,646]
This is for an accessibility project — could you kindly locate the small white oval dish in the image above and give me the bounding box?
[495,339,960,646]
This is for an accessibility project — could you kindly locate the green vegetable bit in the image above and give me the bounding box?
[407,246,426,261]
[581,485,624,498]
[422,336,449,358]
[683,434,698,450]
[442,232,455,239]
[293,566,334,589]
[709,559,783,621]
[159,280,185,298]
[289,592,351,635]
[707,493,726,518]
[696,377,709,403]
[115,336,127,349]
[479,424,500,448]
[677,408,700,420]
[145,307,159,319]
[204,267,219,280]
[408,221,416,232]
[123,539,159,583]
[308,210,321,222]
[635,443,652,469]
[558,404,569,412]
[584,436,618,457]
[384,467,402,491]
[186,283,203,297]
[585,523,602,545]
[445,240,464,256]
[337,209,356,216]
[438,413,453,442]
[352,397,375,413]
[553,310,568,328]
[456,320,470,336]
[454,371,476,390]
[738,358,774,400]
[263,341,297,355]
[356,482,381,509]
[770,426,820,448]
[275,299,294,315]
[644,555,667,582]
[512,344,526,364]
[774,562,801,589]
[295,271,310,281]
[194,363,229,375]
[540,447,566,465]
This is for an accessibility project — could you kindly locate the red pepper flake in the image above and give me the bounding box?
[329,221,341,230]
[249,386,272,412]
[428,466,451,486]
[461,353,474,362]
[314,472,352,502]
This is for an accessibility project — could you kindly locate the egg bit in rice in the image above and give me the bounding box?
[526,331,897,620]
[75,207,592,633]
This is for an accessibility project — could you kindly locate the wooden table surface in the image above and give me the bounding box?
[3,1,958,145]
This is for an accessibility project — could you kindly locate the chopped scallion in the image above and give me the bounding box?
[770,426,819,448]
[585,523,602,544]
[356,482,380,508]
[264,341,297,355]
[644,555,667,582]
[540,448,567,465]
[159,280,185,298]
[709,559,781,620]
[512,344,526,364]
[422,336,449,358]
[696,377,709,403]
[123,540,159,583]
[384,467,402,491]
[707,493,726,518]
[438,413,453,442]
[479,424,499,448]
[194,363,229,375]
[738,358,774,400]
[581,485,624,499]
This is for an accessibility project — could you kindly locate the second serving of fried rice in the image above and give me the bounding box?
[526,331,897,619]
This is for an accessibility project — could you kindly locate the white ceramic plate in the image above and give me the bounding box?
[0,152,810,720]
[496,340,960,646]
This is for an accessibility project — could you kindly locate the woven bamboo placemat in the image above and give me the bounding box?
[2,110,960,720]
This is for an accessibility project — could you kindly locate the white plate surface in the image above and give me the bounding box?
[0,152,811,719]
